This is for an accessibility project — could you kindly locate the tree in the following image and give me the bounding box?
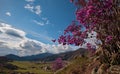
[57,0,120,65]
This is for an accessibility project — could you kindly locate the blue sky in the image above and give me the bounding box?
[0,0,97,56]
[0,0,76,44]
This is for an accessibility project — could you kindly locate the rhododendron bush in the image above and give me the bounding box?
[57,0,120,64]
[52,58,64,71]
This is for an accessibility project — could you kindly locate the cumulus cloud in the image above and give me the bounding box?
[5,12,11,16]
[0,22,76,56]
[0,23,25,39]
[24,0,41,15]
[45,44,75,54]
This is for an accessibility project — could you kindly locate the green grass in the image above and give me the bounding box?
[56,57,90,74]
[0,67,12,74]
[3,57,90,74]
[9,61,53,74]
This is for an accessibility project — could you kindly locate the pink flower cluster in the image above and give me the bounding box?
[52,58,64,71]
[58,22,86,46]
[86,43,96,50]
[105,35,113,43]
[76,0,113,28]
[56,0,114,49]
[86,43,96,56]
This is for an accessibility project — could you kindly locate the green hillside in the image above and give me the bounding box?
[55,56,90,74]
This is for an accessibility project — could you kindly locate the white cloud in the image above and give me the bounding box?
[33,20,44,26]
[24,2,41,15]
[34,5,41,15]
[33,17,50,26]
[0,22,76,56]
[24,4,34,12]
[5,12,11,16]
[45,44,75,54]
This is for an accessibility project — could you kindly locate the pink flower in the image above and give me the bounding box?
[57,0,114,48]
[86,43,92,49]
[52,58,64,71]
[70,0,74,3]
[105,35,113,43]
[58,35,66,44]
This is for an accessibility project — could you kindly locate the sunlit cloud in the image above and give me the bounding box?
[0,22,76,56]
[24,0,41,15]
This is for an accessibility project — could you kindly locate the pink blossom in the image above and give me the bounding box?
[105,35,113,43]
[57,0,116,51]
[52,58,64,71]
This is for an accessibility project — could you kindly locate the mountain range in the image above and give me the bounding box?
[5,48,87,61]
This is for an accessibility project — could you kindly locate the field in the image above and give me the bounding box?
[9,61,53,74]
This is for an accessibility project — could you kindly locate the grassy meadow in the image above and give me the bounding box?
[8,61,53,74]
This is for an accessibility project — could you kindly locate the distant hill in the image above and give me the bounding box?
[38,48,87,61]
[5,53,53,61]
[5,54,21,61]
[5,48,87,61]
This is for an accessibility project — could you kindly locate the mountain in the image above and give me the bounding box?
[38,48,87,61]
[5,53,53,61]
[5,48,87,61]
[5,54,21,60]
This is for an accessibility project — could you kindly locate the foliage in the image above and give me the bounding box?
[52,58,64,71]
[57,0,120,65]
[56,57,89,74]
